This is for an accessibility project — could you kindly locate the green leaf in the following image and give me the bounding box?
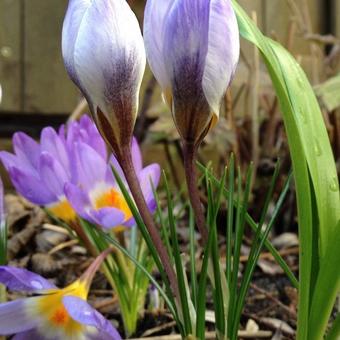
[232,2,340,338]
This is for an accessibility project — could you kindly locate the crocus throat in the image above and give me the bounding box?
[36,281,88,336]
[95,188,132,221]
[47,199,77,222]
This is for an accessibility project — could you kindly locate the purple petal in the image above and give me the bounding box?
[67,115,107,161]
[162,0,210,91]
[144,0,173,92]
[64,183,91,219]
[0,266,56,292]
[131,137,143,172]
[0,176,4,225]
[63,296,122,340]
[0,298,40,335]
[0,151,21,172]
[90,207,126,230]
[12,329,47,340]
[39,152,70,197]
[109,154,125,182]
[12,132,41,170]
[71,0,146,118]
[138,164,161,203]
[74,143,109,191]
[202,0,239,116]
[8,167,56,205]
[62,0,91,87]
[40,127,70,176]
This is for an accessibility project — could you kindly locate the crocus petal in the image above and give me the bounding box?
[0,298,40,335]
[0,151,22,172]
[40,127,70,176]
[8,167,56,205]
[202,0,239,118]
[63,296,122,340]
[131,137,143,172]
[62,0,92,86]
[90,207,126,230]
[64,183,91,218]
[39,152,70,197]
[75,143,109,191]
[0,266,56,292]
[138,164,161,203]
[143,0,173,93]
[12,329,47,340]
[0,176,4,225]
[12,132,41,170]
[71,0,146,135]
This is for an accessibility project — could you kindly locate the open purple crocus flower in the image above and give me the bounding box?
[0,250,121,339]
[0,116,106,223]
[65,138,160,230]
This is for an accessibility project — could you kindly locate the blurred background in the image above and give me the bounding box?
[0,0,339,231]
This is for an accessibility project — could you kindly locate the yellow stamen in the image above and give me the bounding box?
[95,188,132,221]
[37,281,88,336]
[47,199,77,222]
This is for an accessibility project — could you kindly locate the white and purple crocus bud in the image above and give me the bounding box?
[144,0,240,145]
[62,0,146,153]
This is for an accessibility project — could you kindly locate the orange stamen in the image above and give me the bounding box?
[95,188,132,221]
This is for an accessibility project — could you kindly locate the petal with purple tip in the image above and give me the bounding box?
[12,132,41,170]
[39,152,70,197]
[72,0,146,121]
[75,143,109,191]
[12,329,47,340]
[62,0,92,87]
[63,296,122,340]
[143,0,173,94]
[9,167,56,205]
[0,266,56,292]
[90,207,126,230]
[138,164,161,203]
[202,0,239,118]
[131,137,143,172]
[40,127,70,176]
[64,183,91,219]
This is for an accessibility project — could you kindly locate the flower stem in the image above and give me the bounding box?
[118,146,179,300]
[183,142,208,243]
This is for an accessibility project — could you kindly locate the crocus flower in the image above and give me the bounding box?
[0,249,121,339]
[0,176,4,228]
[62,0,146,153]
[0,116,106,223]
[65,138,160,230]
[144,0,240,145]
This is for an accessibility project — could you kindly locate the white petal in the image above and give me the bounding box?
[62,0,92,85]
[202,0,240,117]
[73,0,146,118]
[143,0,173,92]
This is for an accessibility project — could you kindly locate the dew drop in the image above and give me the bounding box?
[31,280,43,290]
[314,138,322,156]
[298,107,307,124]
[329,177,339,192]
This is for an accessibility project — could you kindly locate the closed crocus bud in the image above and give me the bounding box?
[144,0,240,145]
[62,0,146,153]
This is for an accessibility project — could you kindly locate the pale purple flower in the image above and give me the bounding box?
[144,0,240,144]
[0,115,106,222]
[65,138,160,230]
[0,251,121,339]
[62,0,146,151]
